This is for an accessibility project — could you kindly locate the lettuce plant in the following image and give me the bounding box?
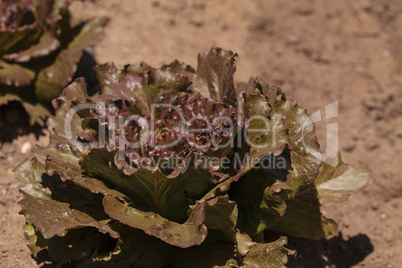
[0,0,106,128]
[16,48,372,267]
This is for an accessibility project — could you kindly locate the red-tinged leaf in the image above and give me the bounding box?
[193,47,238,108]
[102,195,208,248]
[19,191,119,239]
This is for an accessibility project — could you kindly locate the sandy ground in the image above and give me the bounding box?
[1,0,402,267]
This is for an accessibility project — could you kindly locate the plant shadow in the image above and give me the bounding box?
[286,232,373,268]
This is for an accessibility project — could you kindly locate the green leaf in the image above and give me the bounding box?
[240,234,294,268]
[15,47,371,266]
[35,17,107,101]
[102,195,208,248]
[204,196,238,235]
[34,137,82,175]
[230,167,287,236]
[0,59,35,86]
[81,149,216,223]
[236,83,321,196]
[192,195,239,247]
[267,186,337,240]
[0,94,21,105]
[243,92,271,118]
[0,23,40,55]
[236,77,261,116]
[168,197,238,267]
[315,153,373,205]
[34,136,128,203]
[0,0,106,128]
[267,153,371,239]
[19,191,119,239]
[34,46,81,101]
[3,31,60,62]
[48,78,93,139]
[15,158,50,199]
[271,95,322,194]
[235,232,257,257]
[243,98,288,165]
[23,222,48,256]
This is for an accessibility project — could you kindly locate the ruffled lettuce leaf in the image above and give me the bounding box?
[15,47,372,267]
[315,153,373,205]
[15,157,50,199]
[267,153,372,239]
[19,190,119,239]
[0,60,35,86]
[193,47,238,108]
[102,195,208,248]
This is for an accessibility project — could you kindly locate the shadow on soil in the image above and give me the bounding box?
[287,233,374,268]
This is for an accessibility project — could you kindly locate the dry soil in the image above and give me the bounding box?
[1,0,401,267]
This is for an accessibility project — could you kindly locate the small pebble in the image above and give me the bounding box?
[21,142,32,154]
[286,34,301,45]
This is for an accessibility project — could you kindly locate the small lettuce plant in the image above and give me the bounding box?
[16,48,372,267]
[0,0,106,128]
